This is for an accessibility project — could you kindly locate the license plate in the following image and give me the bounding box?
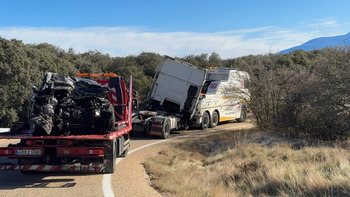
[15,149,42,156]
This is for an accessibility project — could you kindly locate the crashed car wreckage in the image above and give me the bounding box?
[28,72,115,136]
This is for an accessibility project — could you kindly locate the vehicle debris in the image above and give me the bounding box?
[28,72,115,136]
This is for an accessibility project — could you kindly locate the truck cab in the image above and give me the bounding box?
[192,67,250,129]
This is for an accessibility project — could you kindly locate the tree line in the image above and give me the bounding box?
[1,36,350,140]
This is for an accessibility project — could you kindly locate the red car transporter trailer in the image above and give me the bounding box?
[0,73,132,173]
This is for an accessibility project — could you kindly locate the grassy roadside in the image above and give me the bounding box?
[143,129,350,197]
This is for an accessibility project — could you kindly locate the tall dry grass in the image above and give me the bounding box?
[143,129,350,197]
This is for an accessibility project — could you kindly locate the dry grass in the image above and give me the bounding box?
[143,129,350,197]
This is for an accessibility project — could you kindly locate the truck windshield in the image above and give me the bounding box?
[206,81,220,94]
[201,81,219,95]
[201,81,212,94]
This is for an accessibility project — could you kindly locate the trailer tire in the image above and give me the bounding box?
[160,119,170,139]
[201,112,210,130]
[210,111,219,128]
[105,139,116,173]
[236,106,247,122]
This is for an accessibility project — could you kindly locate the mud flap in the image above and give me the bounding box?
[117,134,130,157]
[105,139,116,173]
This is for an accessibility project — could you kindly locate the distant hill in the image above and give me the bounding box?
[279,32,350,54]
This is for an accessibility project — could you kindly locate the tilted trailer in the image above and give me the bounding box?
[0,73,133,173]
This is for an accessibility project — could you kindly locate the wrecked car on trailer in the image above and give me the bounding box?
[27,72,115,136]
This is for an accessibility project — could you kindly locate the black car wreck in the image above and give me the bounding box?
[28,72,115,136]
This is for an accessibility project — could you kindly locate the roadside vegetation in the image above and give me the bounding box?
[144,129,350,196]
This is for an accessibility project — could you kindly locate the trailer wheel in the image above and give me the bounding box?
[160,119,170,139]
[201,112,210,130]
[210,111,219,128]
[236,106,247,122]
[105,139,116,173]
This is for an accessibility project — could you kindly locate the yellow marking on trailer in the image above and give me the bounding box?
[222,96,239,99]
[219,117,236,122]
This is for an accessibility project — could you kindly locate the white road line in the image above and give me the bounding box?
[102,124,252,197]
[102,173,113,197]
[102,158,123,197]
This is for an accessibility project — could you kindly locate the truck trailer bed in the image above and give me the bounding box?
[0,121,130,140]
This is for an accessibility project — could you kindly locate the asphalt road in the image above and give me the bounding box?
[0,121,253,197]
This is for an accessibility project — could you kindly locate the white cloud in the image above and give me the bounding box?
[307,17,338,28]
[0,23,347,59]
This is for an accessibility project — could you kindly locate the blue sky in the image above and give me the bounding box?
[1,0,350,58]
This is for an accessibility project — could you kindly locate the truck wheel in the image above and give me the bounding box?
[236,106,247,122]
[160,120,170,139]
[201,112,210,130]
[210,111,219,128]
[105,139,116,173]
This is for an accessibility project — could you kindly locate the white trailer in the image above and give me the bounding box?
[132,56,250,138]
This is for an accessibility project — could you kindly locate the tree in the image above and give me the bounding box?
[278,47,350,140]
[136,52,161,77]
[208,52,222,67]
